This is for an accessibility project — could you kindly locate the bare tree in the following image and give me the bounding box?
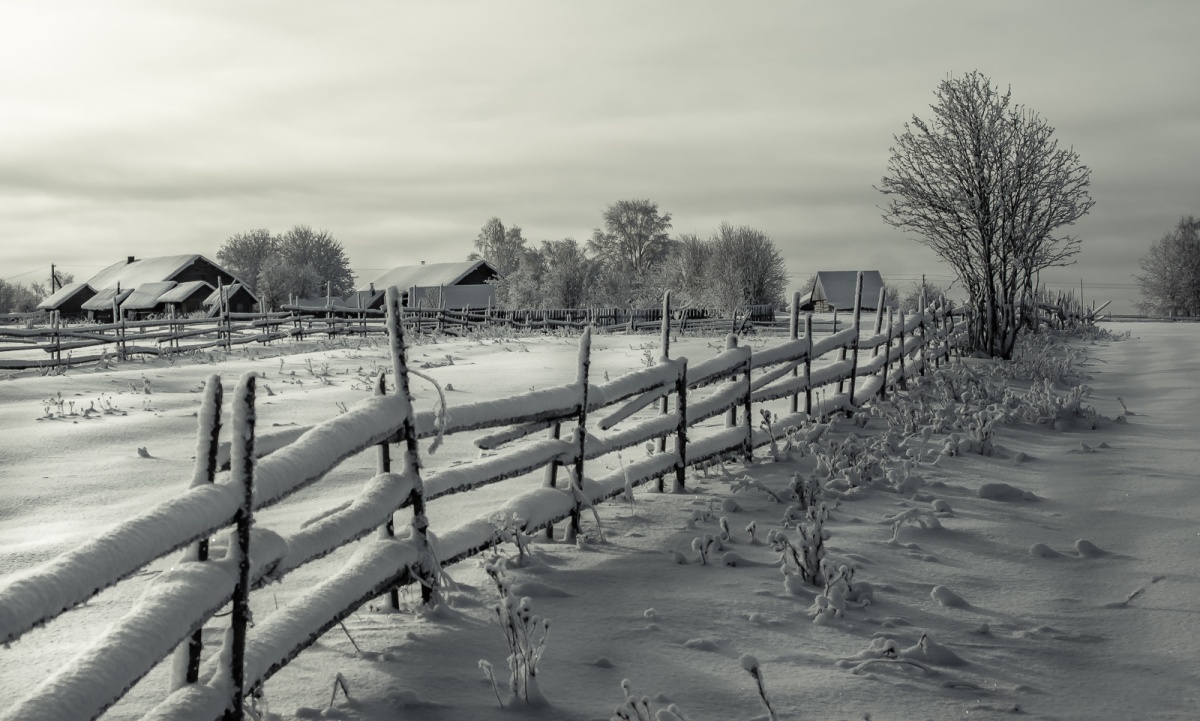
[877,71,1094,358]
[1135,216,1200,316]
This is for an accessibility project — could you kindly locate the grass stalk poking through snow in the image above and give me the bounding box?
[482,557,552,706]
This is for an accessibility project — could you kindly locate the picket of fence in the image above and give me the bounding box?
[0,273,967,721]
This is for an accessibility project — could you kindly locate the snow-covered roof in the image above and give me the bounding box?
[81,287,134,311]
[121,282,178,311]
[361,260,496,292]
[157,281,214,304]
[203,283,250,306]
[343,289,384,308]
[813,271,892,310]
[36,282,94,310]
[85,255,202,290]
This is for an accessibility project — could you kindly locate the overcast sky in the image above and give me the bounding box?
[2,1,1196,313]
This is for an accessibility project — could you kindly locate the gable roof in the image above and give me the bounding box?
[37,282,94,310]
[122,282,178,311]
[157,280,214,304]
[81,287,134,312]
[361,260,497,292]
[86,255,201,290]
[343,289,385,308]
[203,283,251,306]
[811,271,891,310]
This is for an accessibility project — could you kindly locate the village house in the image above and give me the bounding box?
[797,270,895,313]
[68,255,256,321]
[360,260,499,309]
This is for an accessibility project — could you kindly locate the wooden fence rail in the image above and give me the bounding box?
[0,274,967,721]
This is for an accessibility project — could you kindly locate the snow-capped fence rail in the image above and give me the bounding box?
[0,275,967,721]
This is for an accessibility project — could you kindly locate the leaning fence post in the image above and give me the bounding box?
[897,309,908,390]
[724,334,738,428]
[169,375,223,690]
[225,372,256,721]
[845,272,865,409]
[918,289,928,376]
[567,326,592,542]
[385,286,437,604]
[374,371,402,611]
[872,286,886,358]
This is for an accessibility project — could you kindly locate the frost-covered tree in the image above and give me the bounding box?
[0,280,42,313]
[1134,216,1200,316]
[470,217,528,278]
[218,225,354,310]
[215,229,275,293]
[878,71,1094,358]
[654,232,713,310]
[588,199,673,301]
[705,223,790,315]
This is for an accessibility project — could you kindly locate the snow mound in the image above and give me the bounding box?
[930,585,969,608]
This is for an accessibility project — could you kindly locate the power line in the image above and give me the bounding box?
[2,268,45,282]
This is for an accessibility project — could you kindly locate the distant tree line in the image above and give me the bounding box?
[0,270,74,314]
[475,199,790,314]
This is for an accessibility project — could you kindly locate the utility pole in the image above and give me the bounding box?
[51,264,58,292]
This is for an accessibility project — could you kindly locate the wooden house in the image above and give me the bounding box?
[156,281,214,316]
[80,255,257,320]
[362,260,499,309]
[203,283,258,315]
[797,271,895,313]
[36,282,97,319]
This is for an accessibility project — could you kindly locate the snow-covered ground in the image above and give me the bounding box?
[1,323,1197,720]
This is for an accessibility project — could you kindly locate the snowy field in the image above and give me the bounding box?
[1,323,1197,720]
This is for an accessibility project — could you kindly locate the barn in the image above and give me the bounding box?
[798,271,895,313]
[80,255,257,320]
[156,281,215,316]
[362,260,499,309]
[36,282,97,319]
[202,283,258,315]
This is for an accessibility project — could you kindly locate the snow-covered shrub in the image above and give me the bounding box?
[489,512,535,567]
[769,505,830,590]
[481,558,551,706]
[612,679,693,721]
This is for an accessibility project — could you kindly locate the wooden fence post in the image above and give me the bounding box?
[741,354,752,462]
[845,272,865,409]
[225,373,256,721]
[385,287,437,604]
[725,334,738,428]
[672,359,688,493]
[872,287,886,358]
[897,309,908,390]
[657,291,671,456]
[374,371,402,610]
[918,289,928,376]
[881,308,894,400]
[543,421,563,539]
[788,292,800,414]
[178,375,223,686]
[803,313,813,416]
[567,326,592,542]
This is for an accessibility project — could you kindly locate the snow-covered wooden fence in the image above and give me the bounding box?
[0,275,966,721]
